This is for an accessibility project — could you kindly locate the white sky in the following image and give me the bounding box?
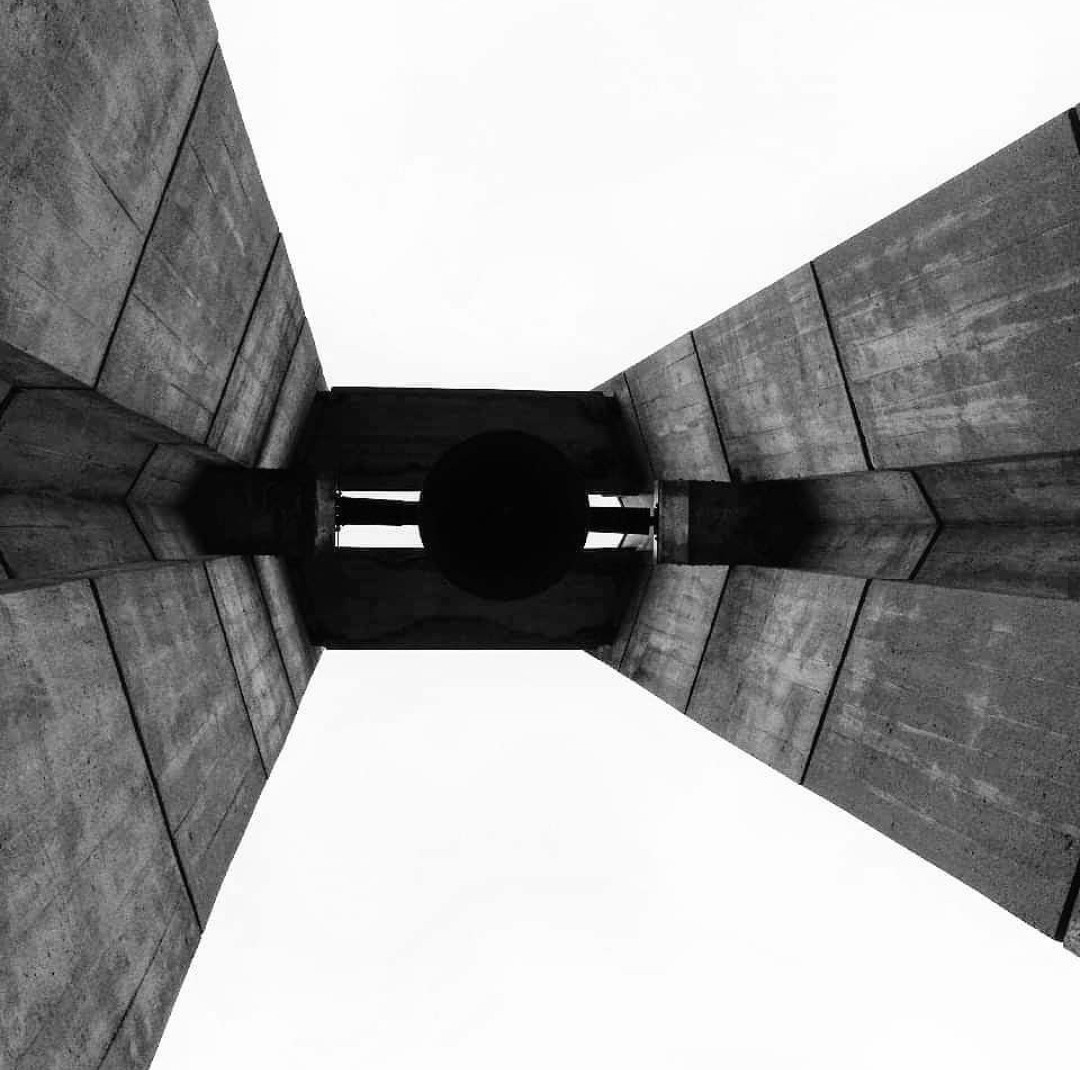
[156,1,1080,1066]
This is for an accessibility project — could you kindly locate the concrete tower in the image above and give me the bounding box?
[3,3,1080,1068]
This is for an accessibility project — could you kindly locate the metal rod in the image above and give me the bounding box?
[336,496,419,528]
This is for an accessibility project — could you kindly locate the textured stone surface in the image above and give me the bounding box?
[94,563,266,924]
[816,113,1080,468]
[0,493,150,581]
[100,48,278,439]
[258,322,325,468]
[694,265,866,480]
[686,568,865,780]
[253,554,322,703]
[208,238,305,464]
[619,564,728,710]
[0,0,215,386]
[0,581,197,1069]
[207,557,296,770]
[623,334,729,480]
[594,371,653,489]
[0,389,157,497]
[805,582,1080,934]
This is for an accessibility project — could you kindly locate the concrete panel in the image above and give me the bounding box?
[97,898,200,1070]
[253,554,322,704]
[914,452,1080,600]
[300,550,641,649]
[594,372,654,488]
[94,564,267,924]
[805,582,1080,934]
[258,322,324,468]
[620,564,728,710]
[208,238,306,464]
[686,568,865,780]
[586,557,653,667]
[0,0,215,386]
[207,557,297,770]
[694,266,866,480]
[816,113,1080,468]
[0,581,198,1068]
[300,387,637,493]
[0,493,150,580]
[100,48,278,439]
[0,389,156,497]
[623,334,730,480]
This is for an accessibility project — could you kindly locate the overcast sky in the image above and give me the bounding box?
[156,1,1080,1066]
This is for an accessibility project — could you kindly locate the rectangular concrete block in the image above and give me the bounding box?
[0,581,198,1068]
[619,564,728,710]
[100,48,278,439]
[686,568,865,779]
[208,238,306,464]
[253,554,322,704]
[694,265,866,480]
[94,563,267,924]
[0,492,151,582]
[207,557,297,770]
[258,322,325,468]
[623,334,730,480]
[816,112,1080,468]
[0,0,215,385]
[0,389,157,497]
[805,582,1080,934]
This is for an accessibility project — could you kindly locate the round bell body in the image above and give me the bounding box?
[418,429,589,600]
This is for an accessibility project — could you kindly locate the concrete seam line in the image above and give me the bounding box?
[906,469,945,581]
[690,330,735,482]
[683,565,732,716]
[248,553,302,708]
[251,313,308,469]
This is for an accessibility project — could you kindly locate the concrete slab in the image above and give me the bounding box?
[207,557,297,770]
[805,581,1080,934]
[816,113,1080,468]
[594,372,654,489]
[619,564,728,710]
[0,0,214,385]
[100,48,278,439]
[253,554,322,704]
[686,568,865,780]
[623,334,729,480]
[94,563,267,924]
[0,389,156,497]
[208,238,305,464]
[694,265,867,479]
[0,493,151,581]
[0,580,198,1068]
[258,322,325,468]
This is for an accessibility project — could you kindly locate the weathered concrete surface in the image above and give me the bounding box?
[96,898,200,1070]
[0,493,150,581]
[100,48,278,439]
[300,550,642,649]
[0,389,156,497]
[207,557,297,770]
[623,335,730,480]
[805,582,1080,934]
[686,568,865,780]
[208,238,306,464]
[94,564,266,924]
[594,372,654,490]
[694,266,866,480]
[816,112,1080,468]
[619,564,728,710]
[586,557,653,666]
[914,452,1080,600]
[658,473,936,579]
[0,0,215,386]
[258,323,326,468]
[299,388,637,493]
[253,554,323,703]
[0,581,198,1068]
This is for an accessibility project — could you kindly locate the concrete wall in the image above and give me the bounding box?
[0,5,329,1067]
[595,106,1080,956]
